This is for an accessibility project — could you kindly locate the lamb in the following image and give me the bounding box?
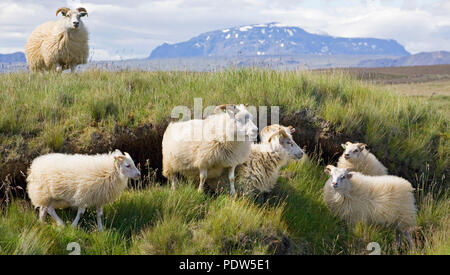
[337,141,388,176]
[162,104,259,195]
[208,124,303,197]
[25,7,89,72]
[323,165,417,247]
[26,150,140,231]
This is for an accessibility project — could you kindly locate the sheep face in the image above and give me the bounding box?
[234,104,258,139]
[56,7,88,31]
[267,127,303,160]
[216,104,258,141]
[114,152,141,180]
[324,165,352,192]
[341,142,367,161]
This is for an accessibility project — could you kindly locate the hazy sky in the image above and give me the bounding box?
[1,0,449,60]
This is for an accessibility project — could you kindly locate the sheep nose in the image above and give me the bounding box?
[73,22,79,27]
[344,154,350,158]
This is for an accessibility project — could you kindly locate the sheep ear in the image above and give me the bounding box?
[288,126,295,133]
[77,7,88,17]
[341,144,346,150]
[214,104,234,114]
[56,7,70,16]
[347,173,353,179]
[114,155,126,163]
[358,143,367,151]
[324,165,333,175]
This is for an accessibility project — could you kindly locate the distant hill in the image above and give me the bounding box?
[149,23,410,59]
[358,51,450,67]
[0,52,26,63]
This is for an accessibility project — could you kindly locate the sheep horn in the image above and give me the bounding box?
[268,129,288,142]
[358,143,368,151]
[77,7,88,16]
[56,7,70,16]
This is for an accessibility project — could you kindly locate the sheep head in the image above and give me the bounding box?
[267,127,303,160]
[56,7,88,30]
[341,141,369,161]
[324,165,352,191]
[214,104,258,141]
[114,151,141,180]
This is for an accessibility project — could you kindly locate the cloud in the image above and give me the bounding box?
[0,0,449,60]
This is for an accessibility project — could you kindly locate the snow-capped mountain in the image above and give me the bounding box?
[149,23,410,59]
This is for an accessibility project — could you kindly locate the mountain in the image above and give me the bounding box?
[0,52,26,63]
[149,23,410,59]
[358,51,450,67]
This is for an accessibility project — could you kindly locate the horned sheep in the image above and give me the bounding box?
[337,142,388,176]
[208,124,303,197]
[25,7,89,72]
[26,150,140,230]
[323,165,417,247]
[162,104,259,195]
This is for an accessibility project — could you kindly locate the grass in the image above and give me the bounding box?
[0,69,448,255]
[0,159,447,255]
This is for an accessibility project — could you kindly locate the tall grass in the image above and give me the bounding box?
[0,70,448,254]
[1,70,447,186]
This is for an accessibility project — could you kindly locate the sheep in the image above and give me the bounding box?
[323,165,417,248]
[162,104,259,195]
[208,124,303,197]
[25,7,89,72]
[337,141,388,176]
[26,150,140,231]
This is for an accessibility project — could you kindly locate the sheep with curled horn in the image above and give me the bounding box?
[25,7,89,72]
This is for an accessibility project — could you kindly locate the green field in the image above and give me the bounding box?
[0,70,448,255]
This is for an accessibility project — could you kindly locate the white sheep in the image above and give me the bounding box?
[162,104,258,195]
[208,124,303,197]
[323,165,417,247]
[337,141,388,176]
[25,7,89,72]
[26,150,140,230]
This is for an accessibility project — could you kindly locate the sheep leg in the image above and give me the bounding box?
[404,231,414,249]
[228,166,236,196]
[198,168,208,192]
[39,206,48,222]
[71,207,86,227]
[47,206,65,226]
[395,229,403,249]
[170,175,178,190]
[55,64,63,73]
[96,206,104,231]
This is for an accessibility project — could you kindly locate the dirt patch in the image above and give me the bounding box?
[0,109,364,198]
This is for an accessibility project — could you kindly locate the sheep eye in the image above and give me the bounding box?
[125,164,131,168]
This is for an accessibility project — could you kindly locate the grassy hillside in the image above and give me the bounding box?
[0,70,448,255]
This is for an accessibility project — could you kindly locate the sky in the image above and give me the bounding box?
[1,0,449,60]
